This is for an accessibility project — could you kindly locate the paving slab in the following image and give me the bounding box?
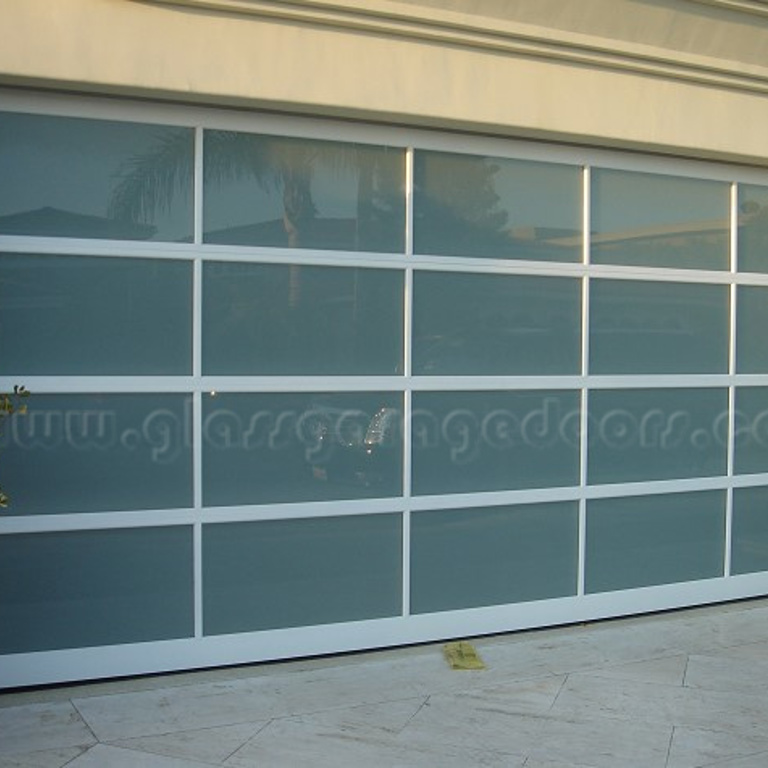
[552,673,768,738]
[0,747,88,768]
[0,701,95,757]
[67,744,214,767]
[666,725,768,768]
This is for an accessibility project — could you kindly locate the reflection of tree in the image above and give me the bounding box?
[109,130,403,252]
[414,153,509,256]
[108,129,195,228]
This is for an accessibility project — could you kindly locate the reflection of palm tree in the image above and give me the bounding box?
[109,130,403,315]
[108,129,196,229]
[109,130,400,251]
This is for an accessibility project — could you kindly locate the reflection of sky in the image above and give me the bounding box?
[592,169,728,233]
[204,169,358,230]
[0,113,193,241]
[492,159,581,231]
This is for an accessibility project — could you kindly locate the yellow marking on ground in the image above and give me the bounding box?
[443,641,486,670]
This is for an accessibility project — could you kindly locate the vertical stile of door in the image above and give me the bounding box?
[401,147,415,617]
[725,181,739,578]
[193,125,204,638]
[578,164,591,597]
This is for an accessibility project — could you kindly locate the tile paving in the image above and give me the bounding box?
[3,598,768,766]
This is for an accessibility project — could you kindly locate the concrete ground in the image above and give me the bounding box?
[3,599,768,767]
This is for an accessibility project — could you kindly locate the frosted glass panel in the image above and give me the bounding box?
[586,491,725,593]
[203,131,405,252]
[1,394,193,514]
[0,254,192,375]
[203,515,401,634]
[736,286,768,373]
[588,388,727,484]
[414,151,581,261]
[591,169,728,270]
[0,112,193,241]
[412,390,580,495]
[412,271,581,375]
[203,392,402,505]
[0,527,193,653]
[411,502,578,613]
[590,279,729,374]
[732,487,768,574]
[734,388,768,475]
[738,184,768,273]
[203,262,403,375]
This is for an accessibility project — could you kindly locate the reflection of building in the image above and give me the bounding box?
[0,207,156,239]
[3,0,768,688]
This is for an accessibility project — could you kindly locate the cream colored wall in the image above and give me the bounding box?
[2,0,768,164]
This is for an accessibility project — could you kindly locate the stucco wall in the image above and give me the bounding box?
[1,0,768,163]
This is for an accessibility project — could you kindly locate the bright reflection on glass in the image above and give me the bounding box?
[411,502,578,613]
[591,169,729,270]
[736,286,768,373]
[590,279,729,374]
[732,487,768,574]
[414,151,581,260]
[203,131,405,252]
[203,262,403,375]
[586,491,725,593]
[0,528,194,653]
[0,253,192,375]
[413,271,581,375]
[203,515,402,634]
[0,112,194,241]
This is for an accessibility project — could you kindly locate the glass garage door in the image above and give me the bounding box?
[2,93,768,687]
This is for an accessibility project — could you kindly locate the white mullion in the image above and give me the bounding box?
[578,165,591,597]
[401,147,415,617]
[0,376,196,394]
[193,522,204,638]
[194,126,204,247]
[0,236,197,260]
[725,181,739,577]
[193,127,205,637]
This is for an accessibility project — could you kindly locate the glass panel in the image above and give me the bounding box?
[734,387,768,475]
[587,388,727,484]
[0,394,193,514]
[736,286,768,373]
[0,112,193,241]
[203,514,402,634]
[586,491,725,593]
[590,279,729,375]
[732,487,768,574]
[203,262,403,375]
[412,271,581,375]
[414,151,581,261]
[738,184,768,273]
[412,390,580,496]
[591,169,729,270]
[411,502,578,613]
[203,392,402,505]
[203,131,405,252]
[0,254,192,375]
[0,527,193,653]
